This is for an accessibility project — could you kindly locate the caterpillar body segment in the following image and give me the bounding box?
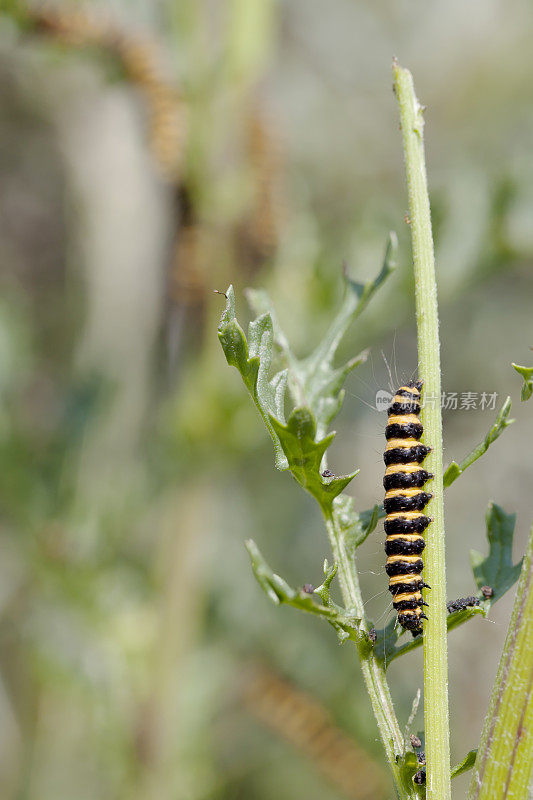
[383,466,433,491]
[383,381,433,636]
[385,421,424,439]
[384,488,433,514]
[384,534,426,556]
[384,443,431,466]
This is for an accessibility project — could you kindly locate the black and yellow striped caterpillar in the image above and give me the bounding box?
[383,380,433,636]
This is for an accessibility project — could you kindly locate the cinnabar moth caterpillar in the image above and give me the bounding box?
[383,381,433,636]
[446,596,480,614]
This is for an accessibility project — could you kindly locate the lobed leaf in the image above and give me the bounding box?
[305,232,397,376]
[218,286,288,469]
[247,234,396,439]
[299,232,396,438]
[512,362,533,401]
[270,407,358,511]
[470,503,523,604]
[443,397,514,488]
[245,539,361,644]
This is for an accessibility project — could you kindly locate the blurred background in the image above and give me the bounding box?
[0,1,532,798]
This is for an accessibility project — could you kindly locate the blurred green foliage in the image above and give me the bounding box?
[0,1,533,799]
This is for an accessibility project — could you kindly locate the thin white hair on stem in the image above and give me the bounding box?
[403,688,422,755]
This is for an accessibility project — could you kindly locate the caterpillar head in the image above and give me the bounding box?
[408,379,423,393]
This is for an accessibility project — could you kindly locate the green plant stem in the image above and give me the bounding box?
[393,61,451,800]
[467,523,533,800]
[323,509,416,800]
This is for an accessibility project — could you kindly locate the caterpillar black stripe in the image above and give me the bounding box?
[384,380,433,636]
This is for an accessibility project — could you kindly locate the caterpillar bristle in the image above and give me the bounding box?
[383,381,432,637]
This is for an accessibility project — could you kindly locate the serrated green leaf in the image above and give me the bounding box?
[218,286,288,470]
[470,503,523,604]
[451,749,477,779]
[512,362,533,401]
[245,539,361,643]
[270,407,358,510]
[443,397,513,487]
[298,233,396,436]
[248,236,395,438]
[305,232,397,373]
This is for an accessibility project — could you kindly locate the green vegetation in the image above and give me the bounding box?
[1,2,533,799]
[219,60,532,800]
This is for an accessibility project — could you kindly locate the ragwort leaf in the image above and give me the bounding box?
[247,233,396,438]
[470,503,523,604]
[512,363,533,401]
[270,408,358,511]
[218,286,288,470]
[443,397,513,488]
[245,539,361,644]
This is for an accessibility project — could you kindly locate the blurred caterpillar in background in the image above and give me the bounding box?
[383,380,433,636]
[242,107,284,263]
[28,1,184,181]
[28,2,286,309]
[245,665,387,800]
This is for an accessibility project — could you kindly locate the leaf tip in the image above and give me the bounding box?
[217,284,235,329]
[387,229,399,253]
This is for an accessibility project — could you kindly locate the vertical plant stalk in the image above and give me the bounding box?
[393,61,451,800]
[468,524,533,800]
[323,510,416,800]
